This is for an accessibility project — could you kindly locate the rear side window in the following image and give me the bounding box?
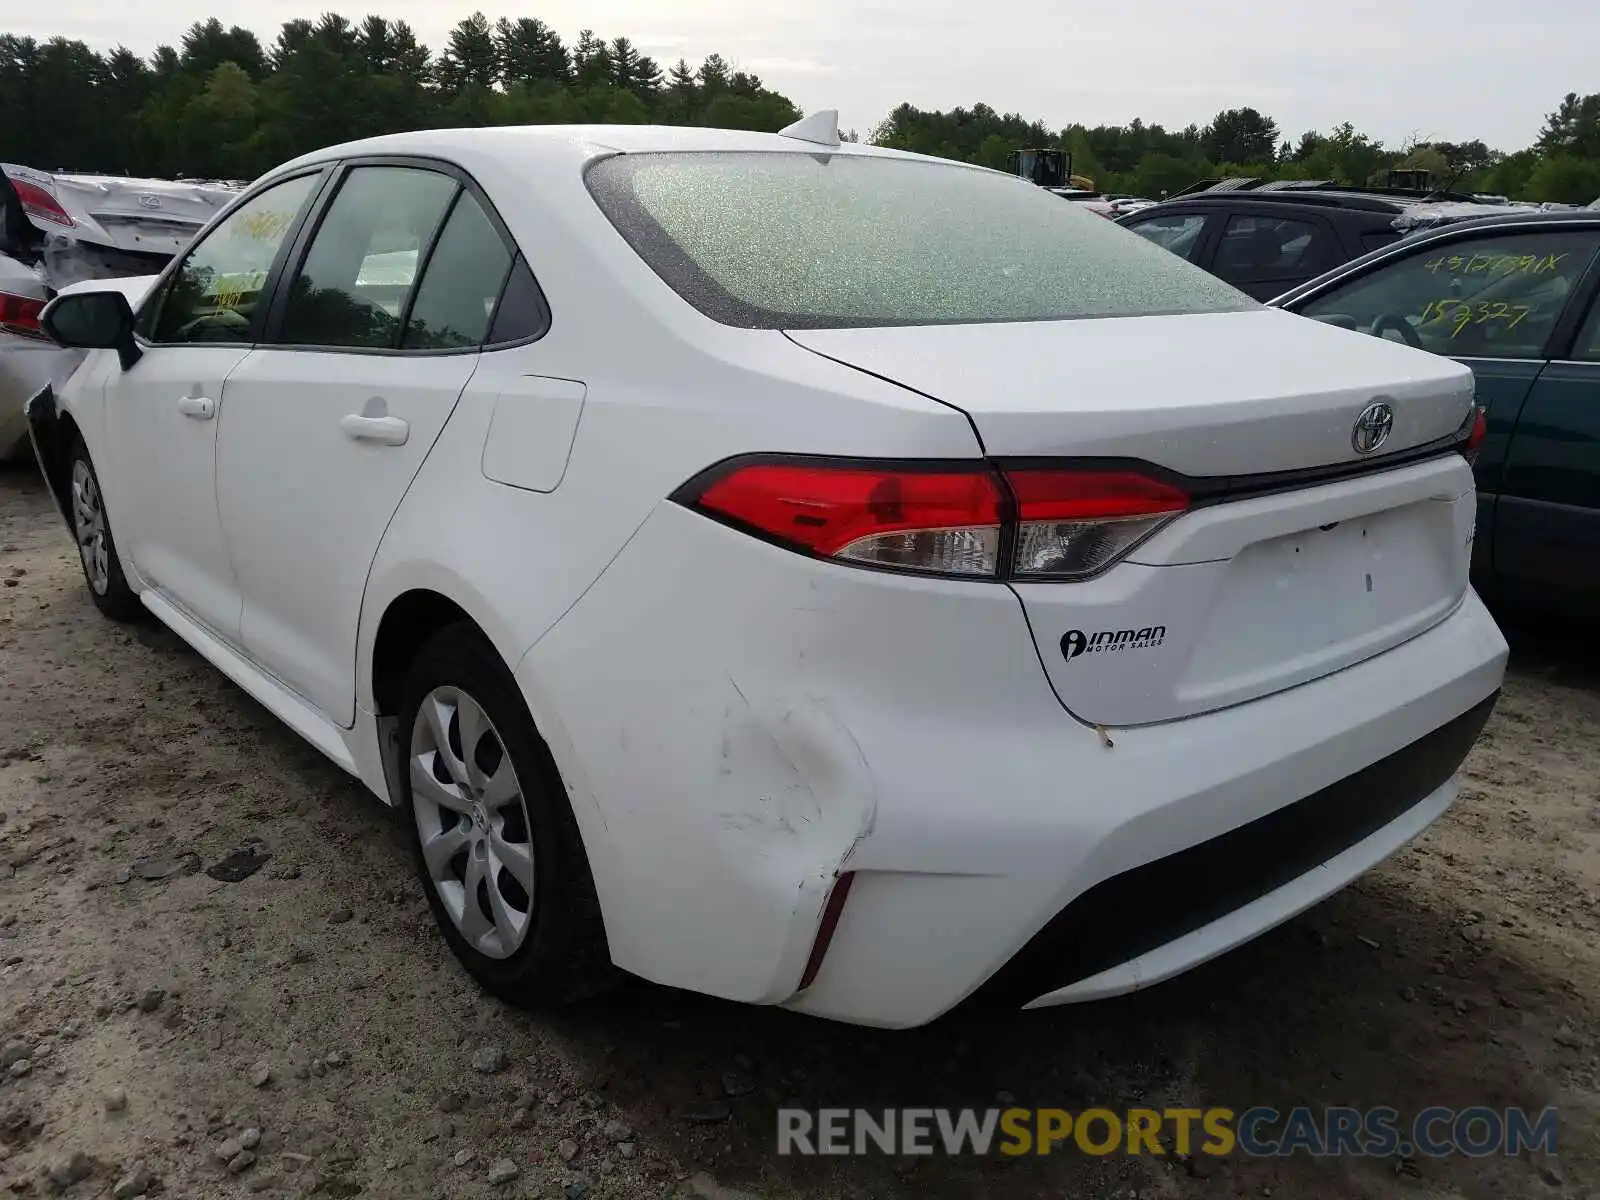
[1125,212,1208,261]
[402,192,512,350]
[279,165,456,349]
[1212,214,1329,282]
[586,152,1254,329]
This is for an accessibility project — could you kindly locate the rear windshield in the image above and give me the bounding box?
[585,151,1257,329]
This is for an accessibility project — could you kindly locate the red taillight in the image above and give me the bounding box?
[681,458,1188,580]
[9,177,74,227]
[1007,469,1188,520]
[0,289,47,340]
[694,462,1005,576]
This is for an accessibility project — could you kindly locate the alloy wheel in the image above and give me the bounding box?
[410,685,537,959]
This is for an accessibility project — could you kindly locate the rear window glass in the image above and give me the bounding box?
[586,151,1256,330]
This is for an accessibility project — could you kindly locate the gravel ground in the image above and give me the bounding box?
[2,459,1598,1200]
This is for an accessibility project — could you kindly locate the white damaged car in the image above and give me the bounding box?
[25,118,1506,1028]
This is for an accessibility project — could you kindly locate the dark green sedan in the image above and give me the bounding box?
[1271,212,1600,618]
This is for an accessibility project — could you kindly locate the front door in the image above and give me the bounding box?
[215,163,519,723]
[109,173,322,640]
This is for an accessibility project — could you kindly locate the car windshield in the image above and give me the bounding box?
[585,151,1256,329]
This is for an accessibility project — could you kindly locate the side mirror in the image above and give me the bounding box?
[39,290,141,370]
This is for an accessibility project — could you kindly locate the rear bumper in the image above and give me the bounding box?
[784,591,1504,1027]
[524,503,1508,1029]
[985,690,1495,1010]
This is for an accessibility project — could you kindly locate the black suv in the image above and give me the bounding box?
[1117,182,1514,300]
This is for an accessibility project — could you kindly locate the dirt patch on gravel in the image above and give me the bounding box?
[2,460,1598,1200]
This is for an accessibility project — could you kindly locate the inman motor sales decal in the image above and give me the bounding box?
[1060,626,1166,662]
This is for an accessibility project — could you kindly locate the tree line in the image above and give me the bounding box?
[0,14,805,180]
[1,15,1597,207]
[873,97,1600,205]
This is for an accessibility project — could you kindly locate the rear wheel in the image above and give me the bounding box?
[66,437,141,621]
[398,623,613,1006]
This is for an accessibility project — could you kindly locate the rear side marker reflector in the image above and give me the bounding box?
[798,871,855,992]
[676,457,1189,581]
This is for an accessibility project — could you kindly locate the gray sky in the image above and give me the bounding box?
[13,0,1591,152]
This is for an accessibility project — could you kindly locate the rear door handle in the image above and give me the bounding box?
[340,413,410,446]
[177,395,215,420]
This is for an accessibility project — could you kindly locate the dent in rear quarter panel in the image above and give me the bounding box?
[520,505,879,1004]
[518,499,1068,1006]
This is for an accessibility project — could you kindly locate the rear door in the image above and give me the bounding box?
[1291,225,1600,578]
[214,160,522,724]
[1495,277,1600,601]
[1206,206,1341,300]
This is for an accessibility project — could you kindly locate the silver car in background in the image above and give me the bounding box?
[0,165,239,456]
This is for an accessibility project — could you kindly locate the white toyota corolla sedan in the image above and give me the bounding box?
[24,115,1507,1029]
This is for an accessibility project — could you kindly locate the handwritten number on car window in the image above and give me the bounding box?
[1419,299,1535,337]
[1422,253,1568,277]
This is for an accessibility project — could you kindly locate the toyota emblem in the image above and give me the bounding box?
[1351,402,1394,455]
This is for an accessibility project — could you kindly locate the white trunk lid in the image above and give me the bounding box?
[787,310,1481,726]
[786,308,1474,474]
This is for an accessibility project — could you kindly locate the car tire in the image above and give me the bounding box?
[398,622,615,1007]
[65,435,142,622]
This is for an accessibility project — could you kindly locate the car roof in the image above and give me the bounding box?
[1129,191,1553,236]
[1394,208,1600,237]
[1137,190,1411,216]
[266,123,947,182]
